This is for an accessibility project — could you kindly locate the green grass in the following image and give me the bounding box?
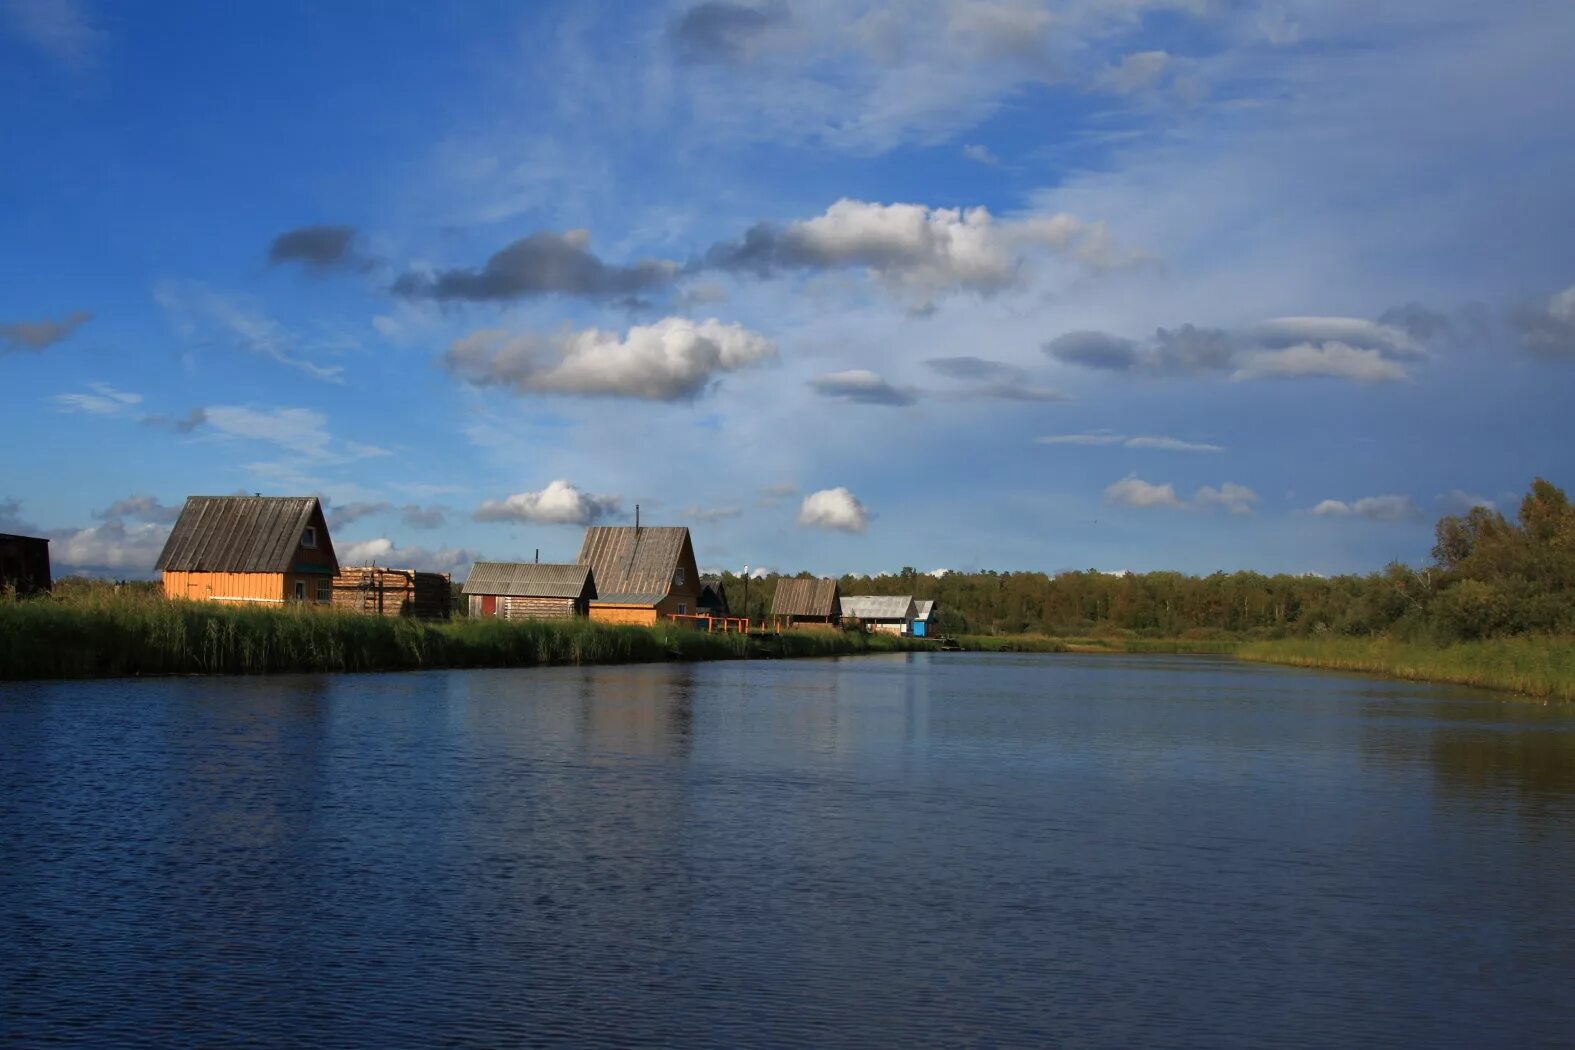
[1237,635,1575,702]
[0,589,930,680]
[954,633,1240,655]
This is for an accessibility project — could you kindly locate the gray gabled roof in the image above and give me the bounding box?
[463,562,595,599]
[155,496,335,573]
[577,526,691,605]
[771,578,841,618]
[914,599,934,621]
[840,594,916,621]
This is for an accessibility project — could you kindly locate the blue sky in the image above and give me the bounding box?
[3,0,1573,579]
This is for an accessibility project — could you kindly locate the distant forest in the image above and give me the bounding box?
[716,478,1575,642]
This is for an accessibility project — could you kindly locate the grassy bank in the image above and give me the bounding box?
[0,590,929,680]
[956,634,1240,655]
[1237,636,1575,702]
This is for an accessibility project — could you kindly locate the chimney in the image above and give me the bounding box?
[635,504,641,532]
[534,548,539,564]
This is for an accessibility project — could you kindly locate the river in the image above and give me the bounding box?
[3,653,1573,1047]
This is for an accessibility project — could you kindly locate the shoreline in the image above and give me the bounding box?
[1237,636,1575,703]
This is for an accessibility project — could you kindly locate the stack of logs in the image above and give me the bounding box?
[331,566,450,620]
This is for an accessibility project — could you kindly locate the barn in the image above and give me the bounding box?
[769,577,842,630]
[577,525,699,626]
[332,565,451,619]
[462,562,596,620]
[0,533,51,597]
[156,496,338,605]
[840,594,918,635]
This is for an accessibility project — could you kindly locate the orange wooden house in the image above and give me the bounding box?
[576,524,700,626]
[156,496,339,605]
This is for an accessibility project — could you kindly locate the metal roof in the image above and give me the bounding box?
[462,562,595,599]
[771,578,841,618]
[577,526,690,606]
[914,599,934,621]
[155,496,336,573]
[839,594,916,621]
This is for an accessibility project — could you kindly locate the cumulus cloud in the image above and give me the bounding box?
[95,495,181,524]
[1048,313,1430,382]
[51,520,171,575]
[1038,430,1223,452]
[670,0,788,63]
[474,480,622,526]
[703,199,1135,303]
[808,369,917,406]
[268,225,368,272]
[326,500,392,528]
[1105,475,1182,509]
[797,487,869,532]
[394,229,680,302]
[1310,495,1419,522]
[1510,283,1575,357]
[400,504,447,529]
[51,383,142,416]
[443,317,775,401]
[2,309,91,352]
[1107,475,1259,512]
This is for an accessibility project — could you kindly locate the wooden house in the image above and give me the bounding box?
[332,566,451,619]
[698,576,730,617]
[769,577,842,630]
[912,599,935,638]
[462,562,596,620]
[840,594,918,635]
[156,496,338,605]
[0,533,51,597]
[577,525,699,625]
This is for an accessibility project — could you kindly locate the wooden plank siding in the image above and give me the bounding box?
[468,594,583,620]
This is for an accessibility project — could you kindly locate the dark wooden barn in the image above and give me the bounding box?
[698,577,730,617]
[462,562,597,620]
[0,533,52,597]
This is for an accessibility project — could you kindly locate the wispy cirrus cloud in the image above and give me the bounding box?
[1038,430,1223,453]
[154,280,346,382]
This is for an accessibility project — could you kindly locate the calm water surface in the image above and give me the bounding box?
[3,653,1573,1047]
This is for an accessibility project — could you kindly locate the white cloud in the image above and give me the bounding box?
[1039,431,1223,452]
[51,520,171,574]
[444,317,776,401]
[1231,342,1412,382]
[797,487,869,532]
[203,405,387,461]
[337,537,480,576]
[52,383,142,416]
[1511,282,1575,357]
[1310,495,1418,521]
[961,143,1000,165]
[1105,474,1181,509]
[808,369,917,406]
[1439,490,1497,515]
[474,479,622,525]
[1193,482,1259,515]
[1098,50,1171,95]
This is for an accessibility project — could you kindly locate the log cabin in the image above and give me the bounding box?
[576,525,699,626]
[462,562,596,620]
[332,565,451,619]
[156,496,338,605]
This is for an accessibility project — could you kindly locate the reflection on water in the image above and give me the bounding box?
[2,653,1573,1048]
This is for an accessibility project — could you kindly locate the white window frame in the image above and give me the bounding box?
[293,580,306,601]
[301,526,317,549]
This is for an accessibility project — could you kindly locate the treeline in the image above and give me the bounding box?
[716,478,1575,642]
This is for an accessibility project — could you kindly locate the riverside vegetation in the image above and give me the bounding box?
[0,584,926,680]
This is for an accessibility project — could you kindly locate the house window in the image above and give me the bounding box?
[675,567,685,586]
[301,526,317,549]
[293,580,306,600]
[317,579,331,603]
[677,603,687,615]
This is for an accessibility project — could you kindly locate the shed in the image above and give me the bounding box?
[577,525,699,625]
[770,577,842,630]
[0,533,52,597]
[156,496,338,605]
[840,594,918,635]
[698,577,730,617]
[462,562,596,620]
[912,599,935,638]
[332,566,452,619]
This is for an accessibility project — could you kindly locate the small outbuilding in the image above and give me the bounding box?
[463,562,596,620]
[912,599,935,638]
[577,525,700,625]
[698,576,731,617]
[0,533,52,597]
[332,566,452,619]
[769,577,842,630]
[157,496,338,605]
[840,594,918,635]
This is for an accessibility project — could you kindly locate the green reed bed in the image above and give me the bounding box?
[955,634,1240,655]
[1237,635,1575,702]
[0,589,929,680]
